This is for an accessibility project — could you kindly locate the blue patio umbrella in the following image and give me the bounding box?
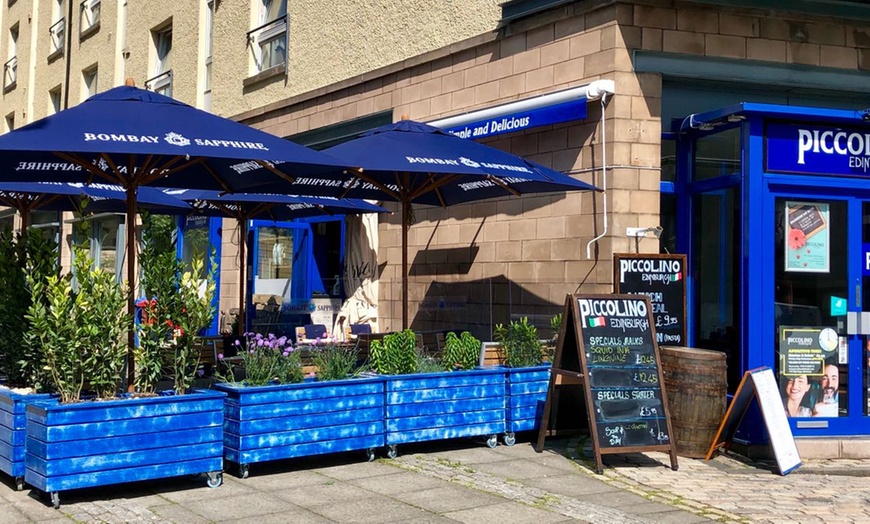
[0,182,190,229]
[0,85,351,388]
[315,120,601,328]
[162,189,389,333]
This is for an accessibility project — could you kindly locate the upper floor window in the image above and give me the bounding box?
[4,112,13,133]
[49,86,62,114]
[50,0,65,56]
[80,0,101,38]
[249,0,286,73]
[4,25,17,92]
[146,25,172,97]
[82,66,98,101]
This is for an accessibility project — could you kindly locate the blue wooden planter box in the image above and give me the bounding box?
[25,389,225,508]
[215,376,386,478]
[505,365,551,445]
[384,367,506,456]
[0,389,53,490]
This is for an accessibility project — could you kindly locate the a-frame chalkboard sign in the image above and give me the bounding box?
[705,367,802,475]
[535,294,679,474]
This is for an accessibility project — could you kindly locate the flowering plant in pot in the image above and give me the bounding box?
[135,213,217,395]
[217,332,303,386]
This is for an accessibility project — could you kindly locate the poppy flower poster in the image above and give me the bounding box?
[785,201,829,273]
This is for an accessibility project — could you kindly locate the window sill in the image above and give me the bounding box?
[3,81,16,94]
[48,48,64,64]
[242,64,285,89]
[79,22,100,42]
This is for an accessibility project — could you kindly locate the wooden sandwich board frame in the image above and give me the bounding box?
[705,367,802,475]
[535,294,679,474]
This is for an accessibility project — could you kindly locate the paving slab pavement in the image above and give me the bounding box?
[0,434,866,523]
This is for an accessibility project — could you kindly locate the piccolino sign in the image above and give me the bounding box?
[767,123,870,175]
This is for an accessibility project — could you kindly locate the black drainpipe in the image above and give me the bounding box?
[62,0,73,109]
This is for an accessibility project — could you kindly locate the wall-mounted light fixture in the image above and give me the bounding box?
[626,226,663,253]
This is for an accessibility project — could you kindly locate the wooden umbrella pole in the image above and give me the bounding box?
[401,199,409,330]
[238,217,247,336]
[126,184,137,392]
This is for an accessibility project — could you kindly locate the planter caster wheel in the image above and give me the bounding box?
[14,476,24,491]
[503,432,516,447]
[485,434,498,449]
[239,464,250,479]
[365,448,376,462]
[206,472,222,489]
[386,445,398,459]
[50,491,60,509]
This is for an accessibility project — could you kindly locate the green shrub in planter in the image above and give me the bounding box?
[442,331,480,371]
[494,317,542,368]
[310,338,362,381]
[370,330,418,375]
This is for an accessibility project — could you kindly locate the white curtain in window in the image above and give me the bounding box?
[260,0,286,24]
[155,30,172,75]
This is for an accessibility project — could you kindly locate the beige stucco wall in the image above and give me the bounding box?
[1,0,31,126]
[211,0,501,117]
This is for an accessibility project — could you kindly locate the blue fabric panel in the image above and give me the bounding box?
[25,457,221,493]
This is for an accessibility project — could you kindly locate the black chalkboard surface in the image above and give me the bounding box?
[614,254,687,347]
[535,294,678,474]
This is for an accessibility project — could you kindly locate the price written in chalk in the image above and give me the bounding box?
[655,315,679,328]
[633,371,659,384]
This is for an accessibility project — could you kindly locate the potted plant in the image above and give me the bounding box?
[376,330,506,458]
[0,229,57,490]
[215,334,385,478]
[495,317,551,446]
[24,215,225,508]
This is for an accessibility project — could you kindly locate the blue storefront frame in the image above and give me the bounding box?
[677,103,870,438]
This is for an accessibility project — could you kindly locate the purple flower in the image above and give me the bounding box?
[234,340,240,347]
[257,339,264,347]
[282,350,290,357]
[217,353,224,360]
[249,349,255,355]
[196,369,205,377]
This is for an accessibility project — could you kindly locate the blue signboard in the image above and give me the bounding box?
[767,122,870,177]
[441,99,588,140]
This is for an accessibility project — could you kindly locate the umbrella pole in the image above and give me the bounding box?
[126,186,137,392]
[238,218,247,336]
[402,199,409,330]
[19,209,29,231]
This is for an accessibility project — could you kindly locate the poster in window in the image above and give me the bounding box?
[785,201,829,273]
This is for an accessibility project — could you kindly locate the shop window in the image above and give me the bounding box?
[248,0,286,74]
[92,215,123,280]
[181,215,211,274]
[693,127,740,181]
[31,210,61,248]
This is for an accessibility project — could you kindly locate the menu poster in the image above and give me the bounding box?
[785,201,830,273]
[706,368,802,475]
[613,254,687,346]
[534,294,678,473]
[779,327,837,377]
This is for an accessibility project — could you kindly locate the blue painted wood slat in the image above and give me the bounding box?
[0,390,53,480]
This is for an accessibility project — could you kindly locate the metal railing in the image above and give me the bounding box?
[79,0,100,37]
[246,14,287,72]
[49,18,65,54]
[3,56,16,91]
[145,70,173,98]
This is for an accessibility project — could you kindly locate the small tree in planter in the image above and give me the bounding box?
[494,317,551,446]
[23,215,225,508]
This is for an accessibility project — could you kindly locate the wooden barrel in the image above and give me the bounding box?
[659,346,727,458]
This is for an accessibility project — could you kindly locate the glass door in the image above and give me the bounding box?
[774,197,847,420]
